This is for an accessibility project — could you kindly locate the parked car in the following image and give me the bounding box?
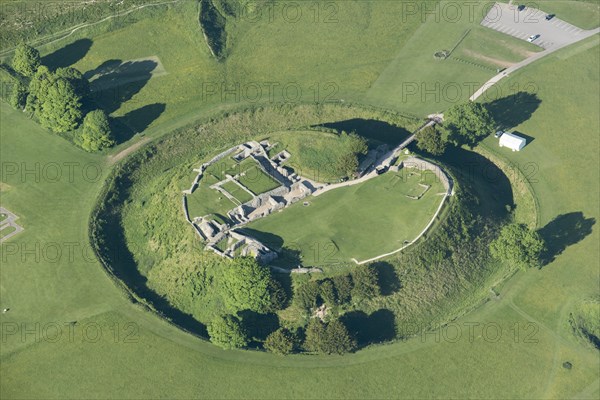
[375,166,388,175]
[495,130,504,138]
[545,14,555,21]
[527,34,541,43]
[517,5,526,11]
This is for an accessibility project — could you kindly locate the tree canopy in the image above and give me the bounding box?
[38,78,83,132]
[27,66,84,132]
[80,110,115,152]
[9,81,28,110]
[264,328,296,355]
[12,43,40,77]
[207,315,248,350]
[303,318,357,355]
[416,125,447,156]
[443,102,495,147]
[222,257,273,313]
[351,264,380,299]
[490,223,546,270]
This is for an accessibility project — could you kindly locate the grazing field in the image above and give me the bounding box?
[365,1,543,115]
[243,170,446,265]
[477,37,600,398]
[1,1,599,398]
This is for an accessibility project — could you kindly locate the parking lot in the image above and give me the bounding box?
[481,3,589,50]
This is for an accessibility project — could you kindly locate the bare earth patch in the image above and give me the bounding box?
[108,137,151,165]
[463,49,515,68]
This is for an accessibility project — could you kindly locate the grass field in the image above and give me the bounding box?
[220,180,252,204]
[1,2,599,398]
[365,1,543,115]
[187,175,236,219]
[519,0,600,30]
[237,166,280,195]
[243,169,445,265]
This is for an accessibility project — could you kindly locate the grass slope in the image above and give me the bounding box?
[0,10,598,400]
[244,170,445,265]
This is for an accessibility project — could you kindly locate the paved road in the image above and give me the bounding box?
[481,2,591,49]
[471,3,599,101]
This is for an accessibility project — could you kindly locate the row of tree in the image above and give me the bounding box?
[294,264,381,310]
[8,43,115,152]
[209,315,358,355]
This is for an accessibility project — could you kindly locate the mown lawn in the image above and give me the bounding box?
[244,170,445,265]
[237,166,280,195]
[1,3,599,400]
[365,1,544,115]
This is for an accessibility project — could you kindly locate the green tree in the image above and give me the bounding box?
[351,264,380,299]
[319,279,337,305]
[264,328,296,355]
[322,319,357,354]
[267,278,288,312]
[56,67,90,99]
[416,125,447,156]
[207,315,249,350]
[490,223,546,270]
[9,81,28,110]
[38,78,83,132]
[303,318,357,354]
[222,257,273,313]
[336,132,368,176]
[444,101,495,147]
[303,318,326,352]
[80,110,115,152]
[12,43,40,77]
[294,280,321,310]
[26,65,55,114]
[332,274,353,304]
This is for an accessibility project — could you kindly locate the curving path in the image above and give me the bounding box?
[471,3,600,101]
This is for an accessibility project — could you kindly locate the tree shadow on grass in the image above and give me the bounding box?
[314,118,412,147]
[87,59,158,114]
[538,212,596,266]
[111,103,166,143]
[372,261,401,295]
[41,38,93,70]
[486,91,542,129]
[340,309,396,346]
